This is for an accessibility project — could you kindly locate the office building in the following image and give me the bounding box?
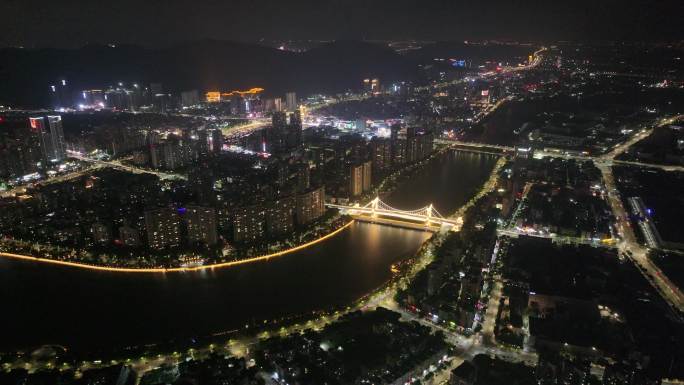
[144,208,181,250]
[47,116,65,161]
[285,92,297,111]
[28,117,51,166]
[0,115,43,178]
[29,115,65,164]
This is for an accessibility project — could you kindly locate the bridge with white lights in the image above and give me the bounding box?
[327,197,462,232]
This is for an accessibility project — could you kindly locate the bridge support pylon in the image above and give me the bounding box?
[426,204,433,226]
[371,197,379,218]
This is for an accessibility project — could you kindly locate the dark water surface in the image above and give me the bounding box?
[0,151,498,351]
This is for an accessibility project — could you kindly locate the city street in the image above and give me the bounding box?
[598,162,684,314]
[0,164,103,198]
[67,150,187,181]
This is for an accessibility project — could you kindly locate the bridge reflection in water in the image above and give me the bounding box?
[327,197,462,233]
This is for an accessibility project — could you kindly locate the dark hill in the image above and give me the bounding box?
[407,41,535,63]
[0,40,418,108]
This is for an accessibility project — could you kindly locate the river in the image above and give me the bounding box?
[0,150,498,352]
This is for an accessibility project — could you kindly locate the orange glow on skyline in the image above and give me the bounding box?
[0,221,353,274]
[205,88,264,102]
[206,91,221,102]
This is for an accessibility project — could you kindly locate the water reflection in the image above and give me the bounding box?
[0,151,498,352]
[386,151,499,215]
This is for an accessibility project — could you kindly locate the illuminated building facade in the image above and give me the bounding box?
[81,90,105,108]
[184,206,218,246]
[363,78,380,93]
[266,196,296,236]
[295,186,325,225]
[47,115,65,161]
[350,164,364,197]
[362,160,372,192]
[28,115,65,164]
[0,114,43,178]
[285,92,297,111]
[144,208,181,250]
[233,204,266,243]
[371,137,392,172]
[206,91,221,103]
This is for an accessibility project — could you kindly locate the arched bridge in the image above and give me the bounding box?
[326,197,462,232]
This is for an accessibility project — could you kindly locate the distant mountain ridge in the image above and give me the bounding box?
[0,40,418,108]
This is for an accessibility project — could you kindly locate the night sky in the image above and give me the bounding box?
[1,0,683,48]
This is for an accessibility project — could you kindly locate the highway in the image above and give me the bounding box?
[6,47,681,382]
[467,113,684,316]
[0,164,104,198]
[305,94,371,113]
[595,115,684,314]
[505,182,532,227]
[221,118,270,139]
[613,159,684,173]
[597,162,684,314]
[67,151,187,181]
[481,276,503,345]
[519,115,684,314]
[435,139,514,152]
[497,228,617,248]
[426,47,546,91]
[534,115,683,168]
[2,143,530,382]
[69,55,684,381]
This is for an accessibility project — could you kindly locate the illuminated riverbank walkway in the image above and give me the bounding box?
[0,221,354,274]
